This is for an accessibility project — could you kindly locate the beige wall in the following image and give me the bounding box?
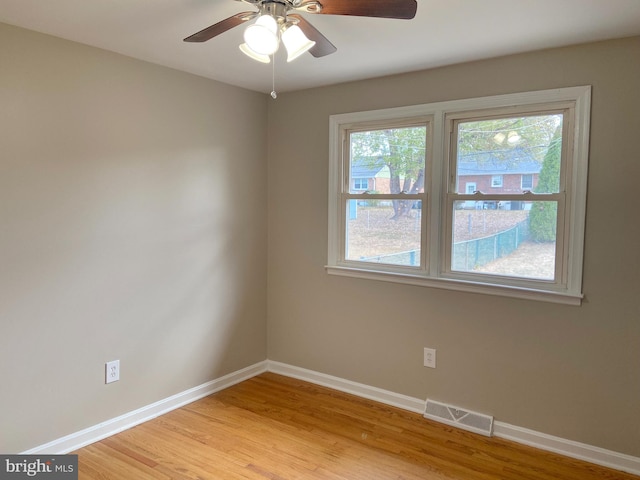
[267,37,640,456]
[2,18,639,459]
[0,23,268,453]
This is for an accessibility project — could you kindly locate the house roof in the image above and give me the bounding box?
[458,147,541,176]
[351,157,387,178]
[355,148,542,178]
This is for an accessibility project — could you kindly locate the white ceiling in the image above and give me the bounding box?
[1,0,640,94]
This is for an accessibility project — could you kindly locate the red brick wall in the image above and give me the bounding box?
[458,174,538,194]
[372,177,391,193]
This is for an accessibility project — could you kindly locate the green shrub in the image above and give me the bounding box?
[529,127,561,242]
[529,202,557,242]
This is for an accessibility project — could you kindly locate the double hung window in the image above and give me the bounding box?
[328,87,591,304]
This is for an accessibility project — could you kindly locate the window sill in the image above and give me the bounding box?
[325,265,583,306]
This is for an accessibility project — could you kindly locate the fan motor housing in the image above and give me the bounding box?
[261,2,289,23]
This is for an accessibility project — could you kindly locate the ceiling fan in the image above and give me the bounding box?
[184,0,418,63]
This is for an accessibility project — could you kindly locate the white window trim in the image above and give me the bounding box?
[327,86,591,305]
[491,175,503,187]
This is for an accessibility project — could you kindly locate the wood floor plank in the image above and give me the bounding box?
[74,372,638,479]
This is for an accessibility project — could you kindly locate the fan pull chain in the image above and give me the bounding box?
[270,53,277,99]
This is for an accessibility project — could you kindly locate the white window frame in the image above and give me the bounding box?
[491,175,503,188]
[327,86,591,305]
[521,174,534,190]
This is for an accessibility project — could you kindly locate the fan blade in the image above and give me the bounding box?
[315,0,417,19]
[184,12,256,42]
[289,14,337,58]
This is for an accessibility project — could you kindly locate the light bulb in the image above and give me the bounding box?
[507,131,521,145]
[244,15,279,56]
[239,43,271,63]
[493,132,506,145]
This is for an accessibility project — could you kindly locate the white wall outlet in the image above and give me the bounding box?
[424,348,436,368]
[105,360,120,384]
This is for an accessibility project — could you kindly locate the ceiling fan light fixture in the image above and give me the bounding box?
[239,43,271,63]
[281,24,316,62]
[243,14,279,55]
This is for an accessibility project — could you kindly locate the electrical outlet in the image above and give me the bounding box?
[105,360,120,384]
[424,348,436,368]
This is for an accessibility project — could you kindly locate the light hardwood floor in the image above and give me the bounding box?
[75,372,638,479]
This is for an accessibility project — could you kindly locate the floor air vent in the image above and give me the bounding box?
[424,399,494,437]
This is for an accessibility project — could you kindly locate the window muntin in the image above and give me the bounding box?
[521,174,534,190]
[328,87,590,305]
[343,122,428,268]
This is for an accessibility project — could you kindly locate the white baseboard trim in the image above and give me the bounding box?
[493,422,640,476]
[23,359,640,476]
[267,361,640,477]
[22,360,268,455]
[267,360,426,414]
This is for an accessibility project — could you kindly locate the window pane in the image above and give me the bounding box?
[353,178,368,190]
[451,201,557,280]
[347,201,422,267]
[456,114,563,195]
[349,126,426,195]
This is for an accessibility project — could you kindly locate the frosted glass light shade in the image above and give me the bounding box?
[281,25,315,62]
[244,15,279,55]
[239,43,271,63]
[507,131,521,145]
